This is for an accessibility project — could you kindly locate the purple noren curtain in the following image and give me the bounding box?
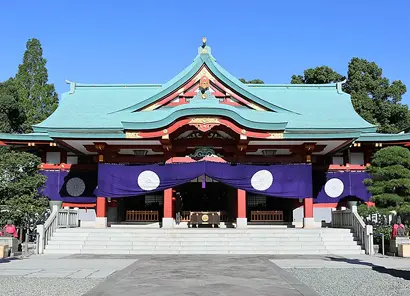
[95,162,312,199]
[314,171,371,203]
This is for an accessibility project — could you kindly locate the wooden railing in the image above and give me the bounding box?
[332,208,374,255]
[250,211,284,222]
[180,211,228,222]
[57,208,79,228]
[126,210,159,222]
[181,211,191,222]
[37,206,79,254]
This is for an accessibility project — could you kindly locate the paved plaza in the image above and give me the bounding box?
[0,254,410,296]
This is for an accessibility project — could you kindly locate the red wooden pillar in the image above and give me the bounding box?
[303,198,313,218]
[237,189,246,218]
[163,188,173,218]
[303,197,314,228]
[237,189,247,228]
[162,188,174,228]
[96,197,107,217]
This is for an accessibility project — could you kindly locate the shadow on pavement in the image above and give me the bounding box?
[0,257,21,264]
[327,256,410,281]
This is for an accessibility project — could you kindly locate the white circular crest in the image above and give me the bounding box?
[66,177,86,197]
[324,178,344,198]
[137,170,160,191]
[251,170,273,191]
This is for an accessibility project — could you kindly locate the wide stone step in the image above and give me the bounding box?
[44,248,363,255]
[49,237,354,245]
[44,228,361,255]
[54,229,354,235]
[51,233,354,240]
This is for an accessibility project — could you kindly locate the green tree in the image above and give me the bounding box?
[365,146,410,217]
[15,38,58,132]
[0,147,48,227]
[345,58,408,133]
[291,58,409,133]
[0,79,26,133]
[239,78,264,84]
[291,66,345,84]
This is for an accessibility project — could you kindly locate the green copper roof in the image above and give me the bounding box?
[0,132,52,141]
[5,41,409,143]
[357,133,410,142]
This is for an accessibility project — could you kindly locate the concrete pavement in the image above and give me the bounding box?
[83,255,320,296]
[0,254,137,278]
[2,254,410,296]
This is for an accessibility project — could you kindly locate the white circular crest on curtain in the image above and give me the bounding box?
[324,178,344,198]
[251,170,273,191]
[137,170,160,191]
[66,177,86,197]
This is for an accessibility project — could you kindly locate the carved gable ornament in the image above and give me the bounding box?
[199,76,210,90]
[188,117,220,132]
[189,147,222,159]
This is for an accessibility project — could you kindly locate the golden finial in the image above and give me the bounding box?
[200,37,208,54]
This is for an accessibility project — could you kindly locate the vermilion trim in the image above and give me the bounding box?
[62,203,96,208]
[328,164,369,171]
[313,203,338,208]
[38,163,97,170]
[136,118,276,139]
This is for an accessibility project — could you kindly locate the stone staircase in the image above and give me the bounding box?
[43,228,364,255]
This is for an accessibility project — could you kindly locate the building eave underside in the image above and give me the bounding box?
[3,130,408,143]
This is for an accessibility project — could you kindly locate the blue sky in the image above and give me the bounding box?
[1,0,409,102]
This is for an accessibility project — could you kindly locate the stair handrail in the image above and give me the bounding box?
[36,205,59,254]
[332,207,374,255]
[36,206,80,254]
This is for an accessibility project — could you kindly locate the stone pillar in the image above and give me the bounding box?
[162,188,174,228]
[95,197,107,228]
[236,189,247,228]
[303,198,315,228]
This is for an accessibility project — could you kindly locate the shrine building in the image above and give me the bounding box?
[2,38,410,229]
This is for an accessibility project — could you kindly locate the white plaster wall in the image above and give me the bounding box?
[78,209,96,221]
[313,208,332,223]
[292,206,332,223]
[293,206,304,223]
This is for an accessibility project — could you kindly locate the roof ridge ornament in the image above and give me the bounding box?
[65,79,76,94]
[336,79,347,94]
[199,37,211,55]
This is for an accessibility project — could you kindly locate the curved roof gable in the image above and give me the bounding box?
[111,45,297,114]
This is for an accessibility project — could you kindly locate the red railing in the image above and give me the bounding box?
[125,210,159,222]
[250,211,284,222]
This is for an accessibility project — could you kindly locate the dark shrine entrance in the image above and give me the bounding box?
[174,175,236,223]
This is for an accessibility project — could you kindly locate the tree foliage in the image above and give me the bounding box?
[0,79,25,133]
[365,146,410,216]
[0,147,48,226]
[15,38,58,132]
[291,58,409,133]
[239,78,264,84]
[291,66,345,84]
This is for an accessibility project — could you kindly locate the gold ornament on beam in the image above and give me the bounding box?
[267,132,284,139]
[125,131,142,139]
